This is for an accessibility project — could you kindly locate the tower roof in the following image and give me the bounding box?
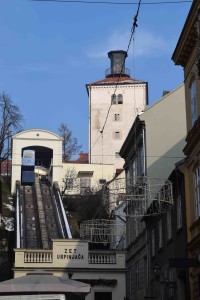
[87,76,144,86]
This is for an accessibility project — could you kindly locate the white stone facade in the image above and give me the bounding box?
[88,82,147,170]
[11,129,63,194]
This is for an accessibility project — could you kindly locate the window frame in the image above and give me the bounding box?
[190,79,197,126]
[166,209,172,240]
[151,228,155,257]
[177,195,182,229]
[114,131,121,140]
[114,113,120,121]
[158,219,163,249]
[117,94,123,104]
[194,166,200,219]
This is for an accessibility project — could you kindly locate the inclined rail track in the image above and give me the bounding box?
[20,185,42,249]
[18,178,68,249]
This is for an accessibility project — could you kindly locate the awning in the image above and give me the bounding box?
[0,270,91,297]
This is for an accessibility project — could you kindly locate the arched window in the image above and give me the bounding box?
[111,94,117,104]
[117,94,123,104]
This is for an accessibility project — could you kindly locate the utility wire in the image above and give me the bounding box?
[32,0,192,5]
[100,0,142,136]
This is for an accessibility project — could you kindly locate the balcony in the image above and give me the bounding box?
[105,68,130,78]
[14,240,125,270]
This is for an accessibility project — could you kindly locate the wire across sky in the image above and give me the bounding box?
[32,0,192,5]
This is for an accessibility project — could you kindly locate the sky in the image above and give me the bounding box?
[0,0,192,156]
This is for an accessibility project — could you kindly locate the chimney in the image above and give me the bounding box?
[106,50,130,78]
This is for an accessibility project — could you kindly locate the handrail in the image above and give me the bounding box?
[16,181,21,248]
[53,182,72,239]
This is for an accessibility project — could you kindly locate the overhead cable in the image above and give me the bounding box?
[32,0,192,5]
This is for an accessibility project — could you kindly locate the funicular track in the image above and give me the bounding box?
[18,177,69,250]
[40,179,63,244]
[20,185,42,249]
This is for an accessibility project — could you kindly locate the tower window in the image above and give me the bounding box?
[111,94,117,104]
[115,152,120,158]
[114,114,120,121]
[111,94,123,105]
[117,94,123,104]
[114,131,121,139]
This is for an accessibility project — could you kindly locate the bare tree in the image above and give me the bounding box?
[62,167,78,196]
[0,92,23,212]
[58,122,82,162]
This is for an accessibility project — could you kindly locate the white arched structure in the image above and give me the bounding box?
[11,129,63,194]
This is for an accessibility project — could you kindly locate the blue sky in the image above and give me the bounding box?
[0,0,192,155]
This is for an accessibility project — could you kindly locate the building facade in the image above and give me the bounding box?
[172,1,200,298]
[13,239,126,300]
[119,84,187,299]
[86,50,148,170]
[145,165,189,300]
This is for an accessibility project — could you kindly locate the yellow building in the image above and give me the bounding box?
[172,1,200,299]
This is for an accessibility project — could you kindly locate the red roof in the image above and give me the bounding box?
[88,76,143,86]
[68,153,89,164]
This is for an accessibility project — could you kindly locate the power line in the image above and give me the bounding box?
[32,0,192,5]
[89,0,142,152]
[100,0,142,136]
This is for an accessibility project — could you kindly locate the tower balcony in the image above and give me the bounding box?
[105,68,130,78]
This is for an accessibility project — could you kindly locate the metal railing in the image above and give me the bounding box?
[105,68,130,78]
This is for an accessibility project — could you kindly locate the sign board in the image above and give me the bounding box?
[53,240,88,268]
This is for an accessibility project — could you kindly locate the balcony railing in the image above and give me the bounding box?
[24,250,53,263]
[21,250,117,264]
[88,251,116,264]
[105,68,130,78]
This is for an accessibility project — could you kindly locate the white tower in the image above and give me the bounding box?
[86,50,148,170]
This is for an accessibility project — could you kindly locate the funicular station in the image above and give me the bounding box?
[0,129,126,300]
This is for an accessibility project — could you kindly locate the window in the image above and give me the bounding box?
[114,113,120,121]
[177,195,182,229]
[166,210,172,240]
[151,229,155,257]
[65,178,73,190]
[111,94,123,105]
[135,260,140,289]
[190,80,197,126]
[158,219,163,249]
[111,94,117,104]
[80,177,91,194]
[194,167,200,218]
[114,131,121,139]
[99,179,106,185]
[115,152,120,158]
[137,144,144,176]
[117,94,123,104]
[135,215,139,237]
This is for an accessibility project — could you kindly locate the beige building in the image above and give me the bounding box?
[86,50,148,170]
[11,130,116,195]
[13,239,126,300]
[139,84,186,179]
[119,84,187,300]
